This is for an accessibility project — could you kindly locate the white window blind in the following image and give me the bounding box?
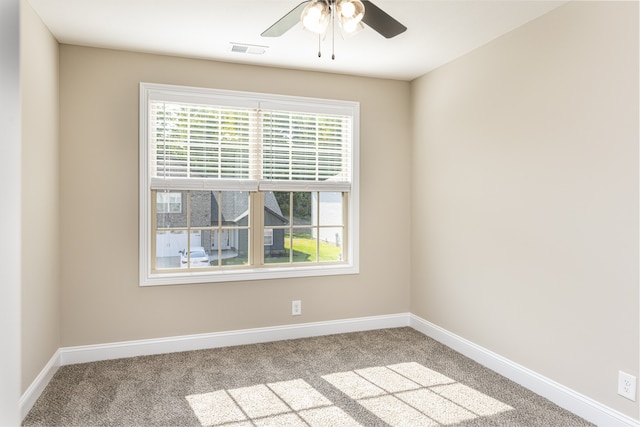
[150,101,260,191]
[260,109,351,192]
[147,88,352,193]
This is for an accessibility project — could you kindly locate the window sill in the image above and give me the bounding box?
[140,262,358,286]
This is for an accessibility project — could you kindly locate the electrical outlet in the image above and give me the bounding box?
[292,300,302,316]
[618,371,637,401]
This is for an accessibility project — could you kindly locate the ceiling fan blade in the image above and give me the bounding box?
[361,0,407,39]
[261,1,311,37]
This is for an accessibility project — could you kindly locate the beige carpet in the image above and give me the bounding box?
[23,328,594,426]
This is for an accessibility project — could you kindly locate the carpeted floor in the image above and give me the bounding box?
[23,327,595,426]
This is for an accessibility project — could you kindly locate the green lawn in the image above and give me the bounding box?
[265,233,342,264]
[211,233,342,266]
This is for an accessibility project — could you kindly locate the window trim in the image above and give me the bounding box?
[139,83,359,286]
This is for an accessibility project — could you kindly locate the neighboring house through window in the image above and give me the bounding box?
[156,191,182,213]
[263,229,274,247]
[139,83,359,285]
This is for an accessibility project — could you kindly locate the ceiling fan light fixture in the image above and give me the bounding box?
[339,1,355,17]
[337,0,365,27]
[301,1,331,34]
[263,0,405,40]
[340,20,364,38]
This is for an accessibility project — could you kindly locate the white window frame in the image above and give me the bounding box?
[139,83,359,286]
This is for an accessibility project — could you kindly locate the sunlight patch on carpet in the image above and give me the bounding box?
[322,361,514,426]
[298,406,363,426]
[186,362,513,426]
[186,378,360,427]
[228,384,291,418]
[359,394,440,426]
[319,371,386,399]
[267,379,332,411]
[185,390,247,426]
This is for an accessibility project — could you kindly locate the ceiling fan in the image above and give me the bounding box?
[261,0,407,40]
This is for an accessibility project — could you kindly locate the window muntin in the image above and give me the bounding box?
[140,83,359,285]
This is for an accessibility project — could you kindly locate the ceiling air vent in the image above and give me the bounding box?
[230,43,268,55]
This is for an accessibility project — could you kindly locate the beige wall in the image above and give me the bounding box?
[411,1,639,418]
[1,0,22,422]
[20,0,60,393]
[58,46,412,346]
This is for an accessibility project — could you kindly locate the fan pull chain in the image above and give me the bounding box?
[318,33,322,57]
[331,4,335,60]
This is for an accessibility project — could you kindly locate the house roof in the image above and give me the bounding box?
[211,191,287,225]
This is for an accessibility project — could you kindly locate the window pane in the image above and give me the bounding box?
[188,230,203,249]
[318,227,343,262]
[265,191,288,227]
[293,192,313,225]
[220,228,249,266]
[211,191,221,226]
[264,229,273,246]
[208,191,249,227]
[319,192,343,226]
[155,230,187,269]
[156,191,187,228]
[210,229,219,250]
[156,191,182,214]
[264,226,286,255]
[209,191,250,266]
[272,192,290,223]
[264,228,289,264]
[292,229,317,263]
[189,191,213,227]
[183,231,210,269]
[217,191,250,226]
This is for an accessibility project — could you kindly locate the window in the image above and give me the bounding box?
[140,83,359,285]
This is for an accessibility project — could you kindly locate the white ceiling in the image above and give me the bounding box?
[27,0,565,81]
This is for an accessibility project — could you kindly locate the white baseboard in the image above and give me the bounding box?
[21,313,639,427]
[21,313,407,421]
[409,314,640,427]
[59,313,410,365]
[19,349,60,420]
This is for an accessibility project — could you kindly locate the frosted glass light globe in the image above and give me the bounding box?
[341,2,355,18]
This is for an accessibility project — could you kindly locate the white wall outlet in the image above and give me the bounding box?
[292,300,302,316]
[618,371,637,401]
